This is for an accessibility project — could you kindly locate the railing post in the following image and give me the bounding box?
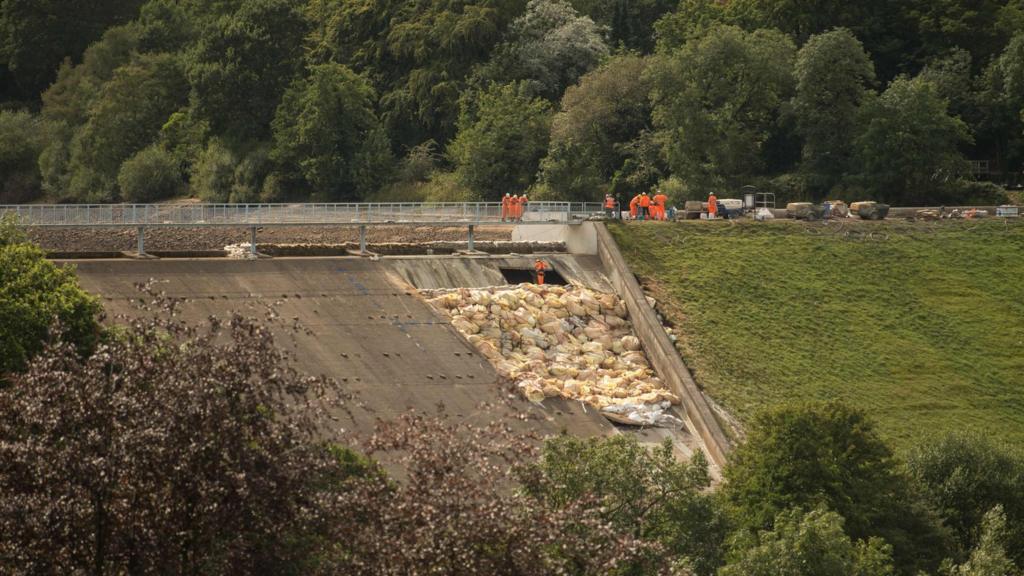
[467,225,475,252]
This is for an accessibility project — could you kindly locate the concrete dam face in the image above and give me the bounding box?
[70,256,624,440]
[68,240,725,467]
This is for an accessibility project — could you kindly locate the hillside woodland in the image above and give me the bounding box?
[1,0,1023,206]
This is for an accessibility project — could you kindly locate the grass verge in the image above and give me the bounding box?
[609,219,1024,450]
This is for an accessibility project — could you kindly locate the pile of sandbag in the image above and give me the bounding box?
[425,284,681,425]
[224,243,257,259]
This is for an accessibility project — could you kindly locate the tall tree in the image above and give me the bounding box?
[185,0,309,142]
[724,0,914,79]
[448,81,552,199]
[723,402,950,575]
[540,54,654,201]
[0,294,351,574]
[792,28,876,196]
[570,0,675,52]
[721,507,895,576]
[0,224,99,375]
[271,62,392,201]
[307,0,527,151]
[0,0,145,99]
[65,52,188,202]
[907,433,1024,565]
[478,0,609,101]
[854,75,971,205]
[650,25,796,192]
[520,436,728,575]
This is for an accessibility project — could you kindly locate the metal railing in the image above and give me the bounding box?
[0,202,606,227]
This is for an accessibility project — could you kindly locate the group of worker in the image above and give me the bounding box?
[627,191,671,221]
[501,193,529,222]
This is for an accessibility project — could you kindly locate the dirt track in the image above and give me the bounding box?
[28,225,513,253]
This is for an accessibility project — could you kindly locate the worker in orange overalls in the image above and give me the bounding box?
[518,194,528,222]
[534,259,547,285]
[707,193,718,219]
[508,194,520,221]
[653,190,668,220]
[604,194,617,219]
[501,193,511,222]
[638,191,652,221]
[629,194,639,219]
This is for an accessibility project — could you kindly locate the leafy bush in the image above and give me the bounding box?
[117,145,182,202]
[521,435,728,575]
[723,402,950,574]
[192,140,236,202]
[907,433,1024,565]
[0,228,100,374]
[0,292,353,573]
[721,507,895,576]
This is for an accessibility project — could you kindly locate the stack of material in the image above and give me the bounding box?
[425,285,682,425]
[224,243,257,259]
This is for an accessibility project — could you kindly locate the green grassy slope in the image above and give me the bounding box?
[610,220,1024,450]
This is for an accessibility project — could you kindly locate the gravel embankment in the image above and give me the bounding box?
[28,225,514,253]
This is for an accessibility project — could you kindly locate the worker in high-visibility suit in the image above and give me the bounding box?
[629,195,640,219]
[518,194,529,221]
[707,193,718,219]
[509,194,520,221]
[501,193,512,222]
[534,259,547,285]
[638,192,652,221]
[653,191,668,220]
[604,194,617,219]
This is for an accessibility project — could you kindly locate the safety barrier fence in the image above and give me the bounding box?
[0,202,606,227]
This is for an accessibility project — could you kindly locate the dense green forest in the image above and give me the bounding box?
[2,0,1024,206]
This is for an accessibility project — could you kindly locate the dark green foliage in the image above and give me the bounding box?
[540,54,654,201]
[650,25,796,193]
[449,82,552,199]
[0,229,100,374]
[571,0,675,52]
[723,402,950,574]
[185,0,308,141]
[721,507,895,576]
[0,110,49,203]
[477,0,609,101]
[64,52,188,202]
[0,0,145,99]
[308,0,527,151]
[271,63,392,201]
[117,144,183,202]
[521,435,728,574]
[908,434,1024,565]
[854,76,971,205]
[792,28,876,197]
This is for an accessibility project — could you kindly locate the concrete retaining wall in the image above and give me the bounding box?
[594,223,731,468]
[513,222,598,255]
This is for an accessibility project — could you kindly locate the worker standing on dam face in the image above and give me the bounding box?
[502,193,511,222]
[707,193,718,220]
[639,191,652,221]
[534,259,547,285]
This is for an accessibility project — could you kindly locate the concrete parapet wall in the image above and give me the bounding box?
[594,223,731,468]
[512,222,598,255]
